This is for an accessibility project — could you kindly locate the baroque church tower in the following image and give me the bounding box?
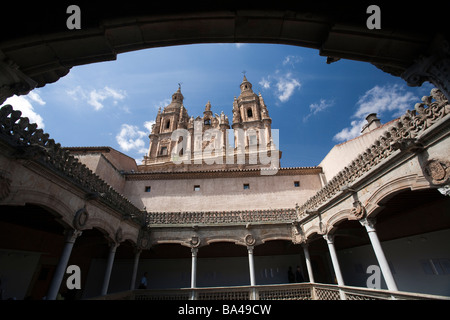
[140,76,279,172]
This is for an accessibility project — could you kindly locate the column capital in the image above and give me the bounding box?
[359,217,377,232]
[191,247,198,255]
[323,233,334,244]
[64,228,82,243]
[247,245,254,253]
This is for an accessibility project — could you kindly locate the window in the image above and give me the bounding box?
[165,119,171,129]
[247,108,253,118]
[204,119,211,125]
[294,181,300,187]
[249,135,257,146]
[145,186,151,192]
[160,146,168,156]
[243,183,250,190]
[194,185,200,191]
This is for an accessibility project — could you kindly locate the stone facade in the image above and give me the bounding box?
[141,77,279,173]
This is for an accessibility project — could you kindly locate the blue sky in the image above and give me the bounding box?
[1,43,434,167]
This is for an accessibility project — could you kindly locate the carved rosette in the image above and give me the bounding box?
[245,234,256,246]
[351,201,366,219]
[73,207,89,230]
[424,159,450,185]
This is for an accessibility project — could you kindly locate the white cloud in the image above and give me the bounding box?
[144,120,156,133]
[333,119,366,142]
[153,98,171,110]
[67,85,126,111]
[259,78,271,89]
[303,99,334,122]
[116,124,147,152]
[333,84,417,142]
[275,73,301,102]
[282,55,302,67]
[1,91,45,129]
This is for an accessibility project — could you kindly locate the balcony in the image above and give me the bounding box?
[91,283,450,300]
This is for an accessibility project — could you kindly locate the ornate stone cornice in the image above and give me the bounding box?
[0,104,146,226]
[147,208,297,226]
[299,88,450,217]
[127,166,321,180]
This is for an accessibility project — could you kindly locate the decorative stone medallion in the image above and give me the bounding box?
[115,227,123,243]
[190,235,200,248]
[138,230,151,250]
[245,234,256,246]
[73,207,89,229]
[351,201,366,219]
[424,159,450,185]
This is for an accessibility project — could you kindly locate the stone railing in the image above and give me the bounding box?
[91,283,450,300]
[147,208,298,226]
[0,104,146,225]
[299,88,450,217]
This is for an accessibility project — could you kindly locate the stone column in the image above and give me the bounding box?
[323,234,346,300]
[47,229,82,300]
[323,234,344,286]
[130,248,141,290]
[247,246,257,300]
[191,248,198,289]
[360,218,398,292]
[302,243,315,283]
[101,242,119,296]
[247,246,256,286]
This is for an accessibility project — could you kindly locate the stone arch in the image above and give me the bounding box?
[364,174,431,219]
[0,5,447,104]
[83,216,117,243]
[325,209,354,234]
[4,188,77,229]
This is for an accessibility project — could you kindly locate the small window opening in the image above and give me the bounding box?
[165,120,171,129]
[243,183,250,190]
[204,119,211,125]
[249,135,257,146]
[194,185,200,191]
[247,108,253,118]
[145,186,151,192]
[160,146,168,156]
[294,181,300,187]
